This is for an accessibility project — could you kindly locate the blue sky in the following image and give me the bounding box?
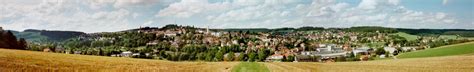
[0,0,472,33]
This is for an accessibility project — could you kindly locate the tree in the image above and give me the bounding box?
[257,50,267,61]
[205,51,215,61]
[236,53,246,61]
[285,55,295,62]
[18,38,27,50]
[159,50,167,59]
[248,52,257,62]
[226,52,235,61]
[375,48,386,55]
[215,51,224,61]
[197,53,205,61]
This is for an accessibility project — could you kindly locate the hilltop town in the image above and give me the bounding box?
[19,25,473,62]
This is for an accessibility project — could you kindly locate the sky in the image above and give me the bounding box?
[0,0,473,33]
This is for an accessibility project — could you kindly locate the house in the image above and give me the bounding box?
[55,46,65,53]
[164,31,178,37]
[121,51,133,57]
[297,46,347,62]
[265,54,284,62]
[401,47,417,52]
[43,48,52,52]
[74,51,82,54]
[384,47,397,56]
[211,32,222,37]
[132,53,140,57]
[352,47,372,56]
[146,40,159,46]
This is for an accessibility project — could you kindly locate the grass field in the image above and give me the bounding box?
[0,49,238,72]
[232,62,269,72]
[397,42,474,58]
[393,32,419,41]
[439,35,459,40]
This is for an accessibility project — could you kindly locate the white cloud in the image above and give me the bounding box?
[156,0,232,18]
[114,0,160,8]
[1,0,470,33]
[200,0,459,29]
[358,0,399,9]
[0,0,134,33]
[87,0,167,9]
[142,20,154,26]
[443,0,449,5]
[152,0,463,29]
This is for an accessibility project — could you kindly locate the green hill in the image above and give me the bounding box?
[11,29,86,42]
[397,42,474,58]
[393,32,419,41]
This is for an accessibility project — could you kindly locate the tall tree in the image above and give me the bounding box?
[18,38,27,50]
[215,51,224,61]
[248,52,256,62]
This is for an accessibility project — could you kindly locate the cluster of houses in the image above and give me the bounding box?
[57,25,425,62]
[135,26,424,62]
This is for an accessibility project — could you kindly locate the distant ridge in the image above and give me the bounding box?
[8,25,474,42]
[12,29,86,42]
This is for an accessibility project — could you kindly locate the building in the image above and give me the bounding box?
[121,51,133,57]
[265,54,284,62]
[384,47,397,56]
[401,47,417,52]
[352,47,373,56]
[296,44,347,62]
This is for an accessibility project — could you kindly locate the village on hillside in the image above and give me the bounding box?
[25,25,472,62]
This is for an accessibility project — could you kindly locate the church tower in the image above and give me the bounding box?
[206,26,210,34]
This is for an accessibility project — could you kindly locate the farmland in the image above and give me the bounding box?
[265,55,474,72]
[397,42,474,58]
[1,48,473,72]
[0,49,238,72]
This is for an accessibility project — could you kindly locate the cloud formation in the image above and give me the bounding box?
[157,0,461,29]
[0,0,472,33]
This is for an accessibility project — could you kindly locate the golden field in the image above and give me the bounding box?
[1,48,473,72]
[265,55,474,72]
[0,49,238,72]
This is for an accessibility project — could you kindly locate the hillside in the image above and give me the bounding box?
[393,32,419,41]
[397,42,474,58]
[0,49,237,72]
[12,29,86,42]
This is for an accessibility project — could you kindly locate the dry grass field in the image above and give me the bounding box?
[265,55,474,72]
[2,47,474,72]
[0,49,238,72]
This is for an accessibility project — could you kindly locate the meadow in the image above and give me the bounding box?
[393,32,419,41]
[232,62,269,72]
[397,41,474,58]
